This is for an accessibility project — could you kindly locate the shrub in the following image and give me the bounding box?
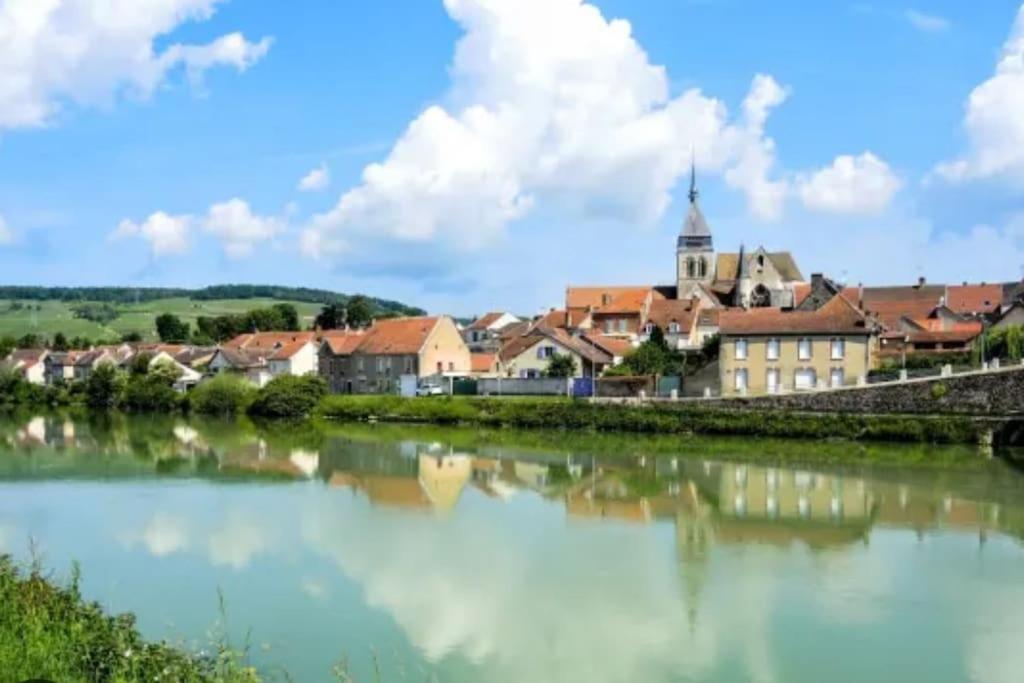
[191,373,257,416]
[120,363,182,413]
[248,374,327,418]
[931,382,950,400]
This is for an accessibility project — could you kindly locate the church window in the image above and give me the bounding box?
[697,257,707,278]
[750,284,771,308]
[686,258,696,278]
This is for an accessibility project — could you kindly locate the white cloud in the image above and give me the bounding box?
[302,0,791,258]
[935,4,1024,183]
[0,213,14,244]
[0,0,271,131]
[110,211,191,256]
[298,163,330,192]
[798,152,902,215]
[202,198,283,258]
[905,9,950,33]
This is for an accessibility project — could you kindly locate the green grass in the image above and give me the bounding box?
[0,297,323,341]
[317,395,989,445]
[0,555,261,682]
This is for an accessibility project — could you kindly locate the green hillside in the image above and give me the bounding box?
[0,285,424,343]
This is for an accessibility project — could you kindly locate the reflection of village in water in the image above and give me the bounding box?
[4,413,1022,549]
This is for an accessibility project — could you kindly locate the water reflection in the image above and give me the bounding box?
[1,413,1023,682]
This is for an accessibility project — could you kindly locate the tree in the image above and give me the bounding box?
[545,353,577,378]
[190,373,256,415]
[155,313,190,343]
[120,331,143,343]
[345,296,374,329]
[315,304,345,330]
[129,352,154,376]
[85,362,122,408]
[0,336,17,359]
[52,332,69,351]
[17,333,43,349]
[272,303,300,331]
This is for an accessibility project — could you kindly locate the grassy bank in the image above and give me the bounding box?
[318,395,987,444]
[0,556,259,682]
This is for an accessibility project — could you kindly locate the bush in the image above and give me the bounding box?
[931,382,950,400]
[120,363,182,413]
[191,374,257,416]
[248,374,327,418]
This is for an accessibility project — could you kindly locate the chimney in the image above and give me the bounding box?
[810,273,824,289]
[857,282,864,309]
[916,276,926,288]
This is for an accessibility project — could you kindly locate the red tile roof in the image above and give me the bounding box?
[945,284,1002,315]
[470,353,498,373]
[225,332,316,351]
[583,334,634,358]
[720,296,870,336]
[565,286,661,314]
[467,312,507,331]
[268,339,313,361]
[357,317,441,355]
[320,330,366,355]
[645,298,697,332]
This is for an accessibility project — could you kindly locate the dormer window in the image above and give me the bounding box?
[668,322,680,334]
[601,293,612,306]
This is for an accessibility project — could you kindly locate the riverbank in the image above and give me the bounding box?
[0,556,260,682]
[317,395,998,445]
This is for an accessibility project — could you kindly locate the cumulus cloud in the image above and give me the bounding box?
[0,0,271,131]
[798,152,902,215]
[0,213,13,244]
[110,211,191,256]
[202,198,283,258]
[935,4,1024,183]
[298,163,330,192]
[904,10,950,33]
[302,0,791,259]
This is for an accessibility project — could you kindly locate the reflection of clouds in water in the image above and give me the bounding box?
[810,545,895,624]
[301,496,790,683]
[965,543,1024,683]
[140,512,190,557]
[301,576,329,600]
[208,512,270,570]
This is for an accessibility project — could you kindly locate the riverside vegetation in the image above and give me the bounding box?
[0,360,997,444]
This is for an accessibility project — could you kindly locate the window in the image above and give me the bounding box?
[604,319,613,334]
[404,357,414,374]
[644,322,655,335]
[617,319,627,333]
[521,368,541,379]
[766,368,781,393]
[734,368,749,392]
[436,361,443,373]
[766,338,780,361]
[794,368,817,390]
[537,345,555,359]
[830,368,845,388]
[735,339,748,360]
[668,322,680,335]
[797,338,812,360]
[697,257,707,278]
[686,258,696,278]
[357,357,364,372]
[448,361,454,372]
[831,338,845,360]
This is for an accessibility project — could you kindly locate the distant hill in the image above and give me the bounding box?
[0,285,423,315]
[0,285,425,343]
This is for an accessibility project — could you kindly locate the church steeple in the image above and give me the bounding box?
[676,155,715,296]
[688,156,699,204]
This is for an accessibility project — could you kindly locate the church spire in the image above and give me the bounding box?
[688,152,699,204]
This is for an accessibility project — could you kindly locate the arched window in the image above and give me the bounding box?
[750,284,771,308]
[686,258,696,278]
[697,257,707,278]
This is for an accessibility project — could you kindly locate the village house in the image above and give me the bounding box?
[640,298,701,351]
[43,352,78,385]
[208,347,274,387]
[319,316,471,394]
[718,295,876,396]
[469,352,503,377]
[498,325,612,378]
[209,331,319,387]
[3,349,48,385]
[463,312,521,351]
[317,330,366,394]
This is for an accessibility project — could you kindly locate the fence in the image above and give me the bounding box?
[477,377,571,396]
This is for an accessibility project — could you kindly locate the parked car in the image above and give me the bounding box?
[416,384,444,397]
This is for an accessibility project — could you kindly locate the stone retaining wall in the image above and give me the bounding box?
[696,366,1024,416]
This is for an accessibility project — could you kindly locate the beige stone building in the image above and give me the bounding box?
[718,296,876,396]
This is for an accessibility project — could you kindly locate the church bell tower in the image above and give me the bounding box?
[676,160,715,298]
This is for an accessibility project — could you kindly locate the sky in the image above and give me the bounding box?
[1,0,1023,317]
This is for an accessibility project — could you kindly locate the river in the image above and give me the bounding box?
[1,412,1023,682]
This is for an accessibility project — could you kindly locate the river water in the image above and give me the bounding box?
[1,413,1023,682]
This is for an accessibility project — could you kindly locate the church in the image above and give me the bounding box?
[675,164,805,309]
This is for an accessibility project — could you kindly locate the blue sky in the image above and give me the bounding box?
[1,0,1023,316]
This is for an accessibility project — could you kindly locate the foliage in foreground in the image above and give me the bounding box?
[0,555,260,682]
[190,373,258,416]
